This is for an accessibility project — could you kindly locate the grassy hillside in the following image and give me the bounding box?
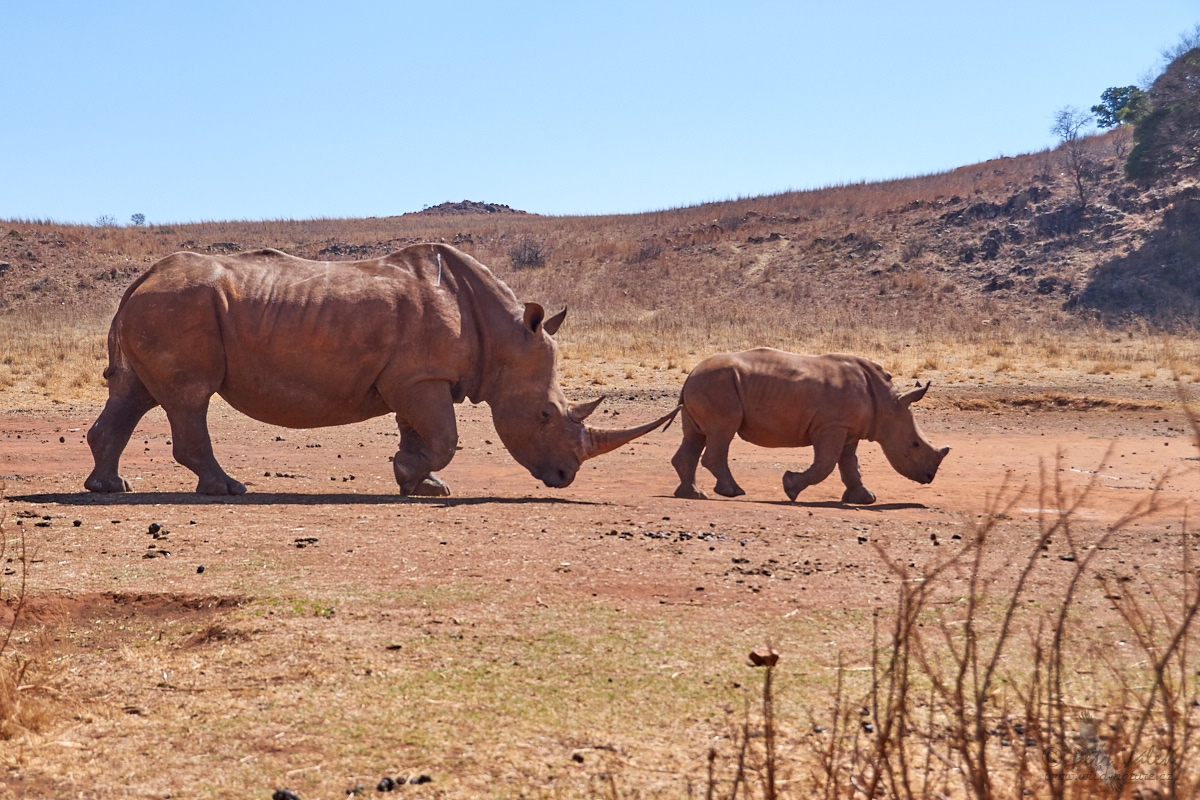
[2,128,1197,403]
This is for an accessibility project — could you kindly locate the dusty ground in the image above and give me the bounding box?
[0,378,1196,798]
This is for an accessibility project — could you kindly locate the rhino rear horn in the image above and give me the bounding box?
[581,406,682,461]
[898,381,931,407]
[569,396,604,423]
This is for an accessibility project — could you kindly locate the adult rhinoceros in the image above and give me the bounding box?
[670,349,949,504]
[85,244,677,496]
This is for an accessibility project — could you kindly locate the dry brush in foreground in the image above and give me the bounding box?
[675,457,1199,798]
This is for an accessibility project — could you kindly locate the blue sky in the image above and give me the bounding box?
[2,2,1196,224]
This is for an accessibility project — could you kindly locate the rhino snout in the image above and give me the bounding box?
[920,447,950,484]
[536,466,576,488]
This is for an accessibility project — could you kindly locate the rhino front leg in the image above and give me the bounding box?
[783,428,846,501]
[387,381,458,497]
[836,440,876,505]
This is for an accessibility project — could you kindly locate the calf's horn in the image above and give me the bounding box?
[581,405,682,461]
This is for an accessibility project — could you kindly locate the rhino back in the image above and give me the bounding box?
[686,349,878,447]
[116,248,476,428]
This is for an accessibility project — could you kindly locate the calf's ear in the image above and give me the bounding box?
[543,308,567,335]
[898,381,931,407]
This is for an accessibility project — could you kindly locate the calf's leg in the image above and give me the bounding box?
[700,427,744,498]
[836,440,876,505]
[671,411,708,500]
[783,428,847,501]
[85,367,159,493]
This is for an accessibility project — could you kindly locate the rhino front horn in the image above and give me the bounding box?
[581,405,682,461]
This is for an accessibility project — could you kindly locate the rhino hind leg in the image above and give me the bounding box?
[671,431,708,500]
[85,367,159,493]
[699,430,744,498]
[165,399,246,496]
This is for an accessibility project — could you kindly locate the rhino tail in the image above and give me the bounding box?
[660,403,684,433]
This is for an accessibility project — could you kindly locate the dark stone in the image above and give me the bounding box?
[979,236,1001,261]
[273,790,302,800]
[377,776,396,791]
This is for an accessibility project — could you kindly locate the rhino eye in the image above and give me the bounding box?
[912,441,919,448]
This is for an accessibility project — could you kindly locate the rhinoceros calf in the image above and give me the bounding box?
[86,244,677,496]
[671,349,949,504]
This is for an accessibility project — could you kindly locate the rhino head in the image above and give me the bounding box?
[488,303,675,488]
[876,381,950,485]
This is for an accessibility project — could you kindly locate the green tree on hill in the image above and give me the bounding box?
[1126,47,1200,183]
[1091,85,1147,128]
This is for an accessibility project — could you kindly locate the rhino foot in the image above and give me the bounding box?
[782,471,804,502]
[403,474,451,497]
[197,475,247,496]
[713,481,745,498]
[85,473,131,493]
[674,485,709,500]
[841,485,877,505]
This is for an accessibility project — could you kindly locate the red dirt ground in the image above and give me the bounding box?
[0,391,1196,797]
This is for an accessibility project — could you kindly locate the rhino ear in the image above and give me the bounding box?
[569,396,604,422]
[523,302,546,333]
[543,307,567,336]
[898,381,931,407]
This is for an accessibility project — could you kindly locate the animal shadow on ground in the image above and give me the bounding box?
[767,499,927,512]
[7,492,602,508]
[652,495,926,512]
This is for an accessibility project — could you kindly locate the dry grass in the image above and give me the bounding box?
[668,447,1199,800]
[0,487,64,741]
[0,309,109,404]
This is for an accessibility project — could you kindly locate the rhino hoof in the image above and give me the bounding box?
[198,476,247,496]
[406,475,451,497]
[782,471,803,501]
[674,485,708,500]
[841,486,877,505]
[85,474,132,493]
[713,482,745,498]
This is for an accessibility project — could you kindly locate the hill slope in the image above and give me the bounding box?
[0,129,1192,364]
